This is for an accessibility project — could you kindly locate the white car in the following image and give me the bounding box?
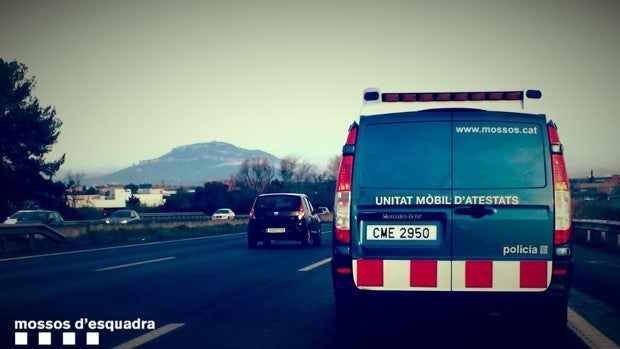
[317,207,330,214]
[211,208,235,220]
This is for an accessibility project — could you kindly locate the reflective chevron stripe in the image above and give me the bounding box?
[353,259,551,292]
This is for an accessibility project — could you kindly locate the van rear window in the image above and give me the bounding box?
[453,121,545,188]
[357,122,452,189]
[356,120,546,189]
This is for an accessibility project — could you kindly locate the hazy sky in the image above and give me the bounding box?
[1,0,618,178]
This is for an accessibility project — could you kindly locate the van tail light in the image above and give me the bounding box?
[335,124,357,244]
[548,122,571,245]
[335,158,352,243]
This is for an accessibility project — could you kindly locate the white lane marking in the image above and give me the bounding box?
[568,307,619,349]
[112,323,185,349]
[0,233,246,262]
[299,257,331,272]
[94,257,176,272]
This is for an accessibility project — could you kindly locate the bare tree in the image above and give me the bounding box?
[293,161,319,183]
[325,155,342,181]
[64,171,86,193]
[234,157,275,194]
[64,171,86,208]
[280,155,299,184]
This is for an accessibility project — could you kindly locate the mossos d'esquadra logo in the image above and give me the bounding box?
[13,318,156,346]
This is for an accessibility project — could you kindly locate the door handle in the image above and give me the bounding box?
[454,205,496,219]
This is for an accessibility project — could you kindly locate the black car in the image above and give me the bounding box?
[247,193,322,248]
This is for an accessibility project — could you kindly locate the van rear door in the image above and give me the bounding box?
[451,111,554,291]
[352,112,453,290]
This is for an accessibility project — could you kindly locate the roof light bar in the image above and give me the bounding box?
[378,91,529,102]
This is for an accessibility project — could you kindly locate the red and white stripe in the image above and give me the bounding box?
[353,259,551,292]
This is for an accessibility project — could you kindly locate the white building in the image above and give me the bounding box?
[69,189,132,209]
[135,188,169,207]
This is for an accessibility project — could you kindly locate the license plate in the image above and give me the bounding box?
[366,225,437,240]
[267,227,285,233]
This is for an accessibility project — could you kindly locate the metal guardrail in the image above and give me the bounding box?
[572,219,620,251]
[61,212,214,225]
[139,213,249,221]
[140,212,208,221]
[0,223,66,242]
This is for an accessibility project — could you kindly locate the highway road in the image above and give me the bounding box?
[0,224,618,348]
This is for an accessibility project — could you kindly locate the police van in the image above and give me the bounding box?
[331,88,573,337]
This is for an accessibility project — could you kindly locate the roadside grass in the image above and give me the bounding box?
[0,223,248,258]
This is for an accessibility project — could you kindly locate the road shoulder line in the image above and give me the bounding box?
[569,307,619,349]
[94,257,176,271]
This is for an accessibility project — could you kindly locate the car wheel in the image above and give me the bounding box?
[301,230,311,247]
[312,226,322,246]
[248,235,258,249]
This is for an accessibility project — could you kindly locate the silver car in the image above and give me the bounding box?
[3,210,65,226]
[105,210,141,224]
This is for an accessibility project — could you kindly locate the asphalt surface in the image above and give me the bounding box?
[0,227,616,348]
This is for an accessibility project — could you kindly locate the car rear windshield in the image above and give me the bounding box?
[357,119,546,189]
[14,212,49,221]
[254,195,301,211]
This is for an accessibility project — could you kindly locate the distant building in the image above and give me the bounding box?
[68,189,132,209]
[571,172,620,199]
[134,188,175,207]
[68,188,171,209]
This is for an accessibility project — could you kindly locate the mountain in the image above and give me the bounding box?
[85,141,280,186]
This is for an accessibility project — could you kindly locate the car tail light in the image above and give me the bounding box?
[249,206,256,220]
[296,205,305,220]
[335,124,357,244]
[548,122,571,246]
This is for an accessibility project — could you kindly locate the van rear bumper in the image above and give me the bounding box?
[332,269,571,317]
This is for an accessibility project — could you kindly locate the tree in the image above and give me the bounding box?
[233,157,275,194]
[293,161,319,183]
[124,183,139,194]
[279,156,299,184]
[64,171,86,209]
[325,155,341,181]
[126,195,141,210]
[163,188,194,212]
[195,181,229,214]
[0,59,65,218]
